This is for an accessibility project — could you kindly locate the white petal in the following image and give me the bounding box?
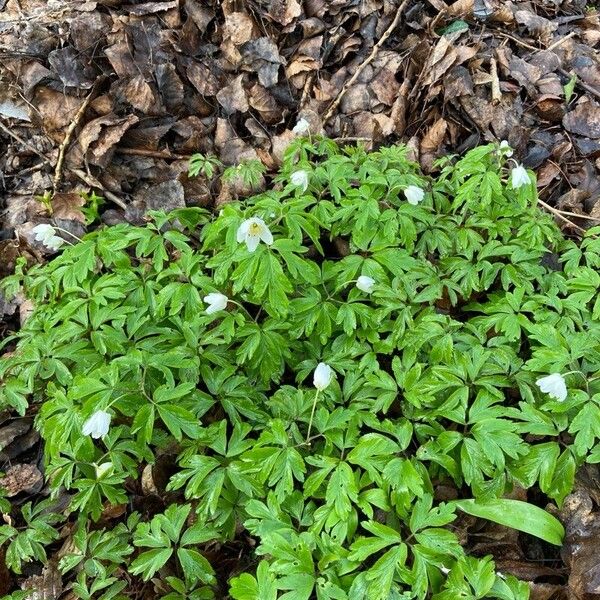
[245,234,260,252]
[499,140,513,157]
[511,165,530,189]
[32,223,56,243]
[535,373,567,401]
[259,226,273,246]
[292,118,310,135]
[291,170,309,192]
[313,362,333,391]
[32,223,55,237]
[237,220,251,243]
[404,185,425,205]
[356,275,375,293]
[82,410,111,439]
[46,236,65,251]
[204,292,228,314]
[95,462,113,478]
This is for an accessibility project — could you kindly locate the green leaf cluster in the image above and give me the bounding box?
[2,138,599,598]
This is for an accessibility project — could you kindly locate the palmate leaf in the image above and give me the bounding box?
[230,561,277,600]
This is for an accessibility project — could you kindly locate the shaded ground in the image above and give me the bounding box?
[1,0,600,597]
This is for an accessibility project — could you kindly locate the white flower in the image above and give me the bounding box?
[292,117,310,135]
[291,170,309,192]
[313,362,333,391]
[82,410,111,439]
[95,461,113,479]
[236,217,274,252]
[204,292,229,315]
[499,140,513,157]
[404,185,425,205]
[356,275,375,293]
[511,164,530,189]
[32,223,64,251]
[535,373,567,402]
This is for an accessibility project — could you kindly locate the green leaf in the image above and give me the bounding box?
[177,548,216,586]
[563,73,577,103]
[129,548,173,580]
[452,498,564,546]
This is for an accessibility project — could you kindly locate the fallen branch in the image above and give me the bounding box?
[53,87,97,193]
[322,0,411,123]
[538,199,587,234]
[115,147,190,160]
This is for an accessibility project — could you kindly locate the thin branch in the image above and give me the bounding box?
[0,120,52,166]
[53,88,97,192]
[115,147,190,160]
[538,199,587,234]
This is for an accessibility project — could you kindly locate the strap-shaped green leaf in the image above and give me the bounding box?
[452,498,564,546]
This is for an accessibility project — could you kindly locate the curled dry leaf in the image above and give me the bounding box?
[0,420,31,452]
[69,114,139,168]
[420,117,448,172]
[141,463,159,495]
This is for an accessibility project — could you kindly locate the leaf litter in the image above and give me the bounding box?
[1,0,600,596]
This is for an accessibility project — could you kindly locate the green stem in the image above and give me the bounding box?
[52,226,82,243]
[306,390,321,444]
[229,300,257,322]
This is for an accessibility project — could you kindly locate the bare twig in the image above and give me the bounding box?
[490,57,501,104]
[539,202,600,222]
[538,199,587,234]
[493,31,539,51]
[71,168,128,210]
[115,147,190,160]
[0,120,52,166]
[546,32,576,52]
[53,89,96,192]
[300,73,316,109]
[322,0,411,122]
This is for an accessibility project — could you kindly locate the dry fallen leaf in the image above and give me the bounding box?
[51,192,86,223]
[563,99,600,139]
[0,464,44,496]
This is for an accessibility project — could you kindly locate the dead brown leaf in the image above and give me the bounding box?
[126,0,177,15]
[69,114,139,168]
[420,117,448,171]
[241,37,285,88]
[32,88,82,142]
[267,0,302,26]
[187,61,220,97]
[217,74,249,115]
[0,464,43,496]
[514,10,558,44]
[561,488,600,598]
[51,192,86,223]
[563,99,600,139]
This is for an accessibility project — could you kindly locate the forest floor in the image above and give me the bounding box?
[1,0,600,597]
